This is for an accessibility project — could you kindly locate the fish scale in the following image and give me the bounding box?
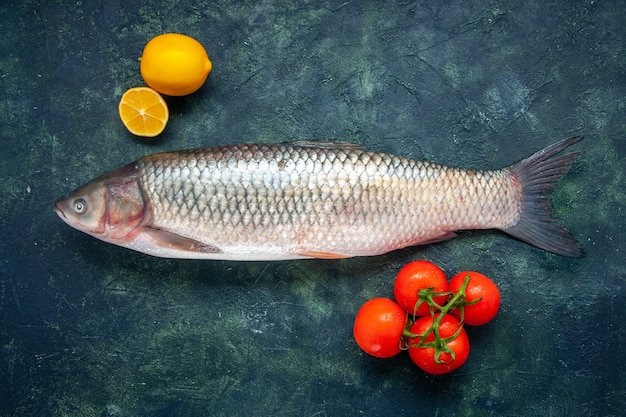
[55,137,583,260]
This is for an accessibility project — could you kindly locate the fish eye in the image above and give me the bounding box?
[73,198,88,214]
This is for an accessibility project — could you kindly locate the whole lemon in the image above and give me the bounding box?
[140,33,212,96]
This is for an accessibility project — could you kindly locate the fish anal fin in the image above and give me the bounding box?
[143,227,222,254]
[299,251,352,259]
[418,232,458,245]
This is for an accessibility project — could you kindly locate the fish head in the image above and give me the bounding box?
[55,164,147,244]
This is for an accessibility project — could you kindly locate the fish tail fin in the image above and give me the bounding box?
[503,136,584,257]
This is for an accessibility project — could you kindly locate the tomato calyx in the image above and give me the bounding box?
[401,275,473,364]
[413,286,450,316]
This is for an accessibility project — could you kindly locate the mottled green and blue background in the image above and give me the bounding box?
[1,1,625,416]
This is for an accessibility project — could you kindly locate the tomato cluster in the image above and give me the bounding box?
[353,260,501,375]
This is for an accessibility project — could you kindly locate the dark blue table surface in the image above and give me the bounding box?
[1,1,624,416]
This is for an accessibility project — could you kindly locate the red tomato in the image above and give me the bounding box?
[353,298,407,358]
[394,260,449,316]
[449,271,500,326]
[407,313,470,374]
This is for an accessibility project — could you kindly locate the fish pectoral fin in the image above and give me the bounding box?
[143,227,222,253]
[298,250,352,259]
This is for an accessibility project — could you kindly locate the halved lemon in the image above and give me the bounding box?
[118,87,169,137]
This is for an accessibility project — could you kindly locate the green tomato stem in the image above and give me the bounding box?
[401,275,472,364]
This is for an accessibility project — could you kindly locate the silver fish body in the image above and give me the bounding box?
[54,138,583,260]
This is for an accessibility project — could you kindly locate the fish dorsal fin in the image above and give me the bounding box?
[286,140,364,151]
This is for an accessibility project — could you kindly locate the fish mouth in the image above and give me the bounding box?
[54,200,67,220]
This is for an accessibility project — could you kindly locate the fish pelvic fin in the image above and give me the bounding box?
[504,136,584,258]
